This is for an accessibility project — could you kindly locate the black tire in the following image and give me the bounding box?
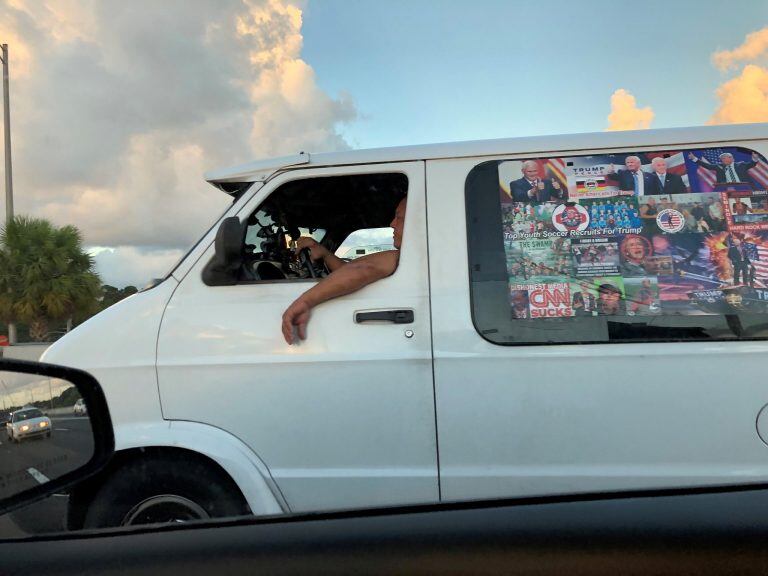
[83,453,250,528]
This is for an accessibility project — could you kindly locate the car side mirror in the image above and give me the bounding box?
[202,216,246,286]
[0,359,114,517]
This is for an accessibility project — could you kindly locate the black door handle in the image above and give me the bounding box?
[355,309,414,324]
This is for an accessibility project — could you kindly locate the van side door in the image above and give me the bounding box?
[156,162,438,513]
[428,144,768,502]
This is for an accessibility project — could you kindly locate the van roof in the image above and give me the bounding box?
[204,123,767,195]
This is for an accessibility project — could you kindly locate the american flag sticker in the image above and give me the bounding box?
[744,241,768,285]
[750,158,768,189]
[656,208,685,233]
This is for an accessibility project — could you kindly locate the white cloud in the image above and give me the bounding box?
[713,26,768,71]
[708,64,768,125]
[0,0,357,271]
[709,28,768,126]
[238,0,356,157]
[90,245,185,288]
[606,89,654,131]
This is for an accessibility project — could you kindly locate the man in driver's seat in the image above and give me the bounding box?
[281,197,406,345]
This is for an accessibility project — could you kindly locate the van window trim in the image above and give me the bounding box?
[200,166,414,287]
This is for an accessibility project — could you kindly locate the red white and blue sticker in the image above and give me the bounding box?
[552,204,590,232]
[656,208,685,233]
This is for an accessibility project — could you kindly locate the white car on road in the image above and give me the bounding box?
[73,398,87,417]
[6,408,52,443]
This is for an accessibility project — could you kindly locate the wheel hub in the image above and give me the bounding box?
[121,494,211,526]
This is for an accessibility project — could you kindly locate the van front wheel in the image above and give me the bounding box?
[83,453,250,528]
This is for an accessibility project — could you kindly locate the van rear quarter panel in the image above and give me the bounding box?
[427,138,768,502]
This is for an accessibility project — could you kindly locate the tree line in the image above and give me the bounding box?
[0,216,137,343]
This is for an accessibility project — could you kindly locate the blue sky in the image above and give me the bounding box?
[302,0,768,148]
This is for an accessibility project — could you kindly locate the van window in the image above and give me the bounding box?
[335,228,394,260]
[239,173,407,282]
[465,146,768,345]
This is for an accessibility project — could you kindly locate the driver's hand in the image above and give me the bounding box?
[296,237,330,262]
[282,297,312,344]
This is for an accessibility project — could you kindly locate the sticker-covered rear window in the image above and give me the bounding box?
[465,146,768,345]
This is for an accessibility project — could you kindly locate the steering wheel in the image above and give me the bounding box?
[298,248,318,279]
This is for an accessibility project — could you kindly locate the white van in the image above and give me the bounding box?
[42,123,768,528]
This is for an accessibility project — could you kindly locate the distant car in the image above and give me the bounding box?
[6,408,52,443]
[73,398,87,416]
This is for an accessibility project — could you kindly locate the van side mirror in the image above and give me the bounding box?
[202,217,246,286]
[0,359,114,517]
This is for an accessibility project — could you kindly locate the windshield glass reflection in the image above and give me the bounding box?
[0,371,95,505]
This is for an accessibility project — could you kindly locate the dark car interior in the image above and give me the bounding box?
[6,483,768,575]
[203,172,407,286]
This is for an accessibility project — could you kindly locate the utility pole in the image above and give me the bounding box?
[0,379,7,411]
[0,44,15,345]
[1,45,12,222]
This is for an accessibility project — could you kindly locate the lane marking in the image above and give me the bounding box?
[54,428,70,432]
[27,467,50,485]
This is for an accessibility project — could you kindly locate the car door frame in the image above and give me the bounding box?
[156,160,441,514]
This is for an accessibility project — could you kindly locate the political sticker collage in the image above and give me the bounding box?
[499,147,768,318]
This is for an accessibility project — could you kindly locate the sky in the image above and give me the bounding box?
[0,0,767,287]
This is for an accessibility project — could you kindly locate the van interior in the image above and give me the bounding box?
[205,172,407,284]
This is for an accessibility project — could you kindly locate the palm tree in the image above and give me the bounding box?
[0,216,102,342]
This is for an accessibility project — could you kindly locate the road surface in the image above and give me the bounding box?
[0,415,93,537]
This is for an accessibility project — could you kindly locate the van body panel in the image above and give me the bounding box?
[206,124,768,185]
[157,161,439,513]
[112,420,287,515]
[426,144,768,503]
[40,278,178,426]
[41,277,287,516]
